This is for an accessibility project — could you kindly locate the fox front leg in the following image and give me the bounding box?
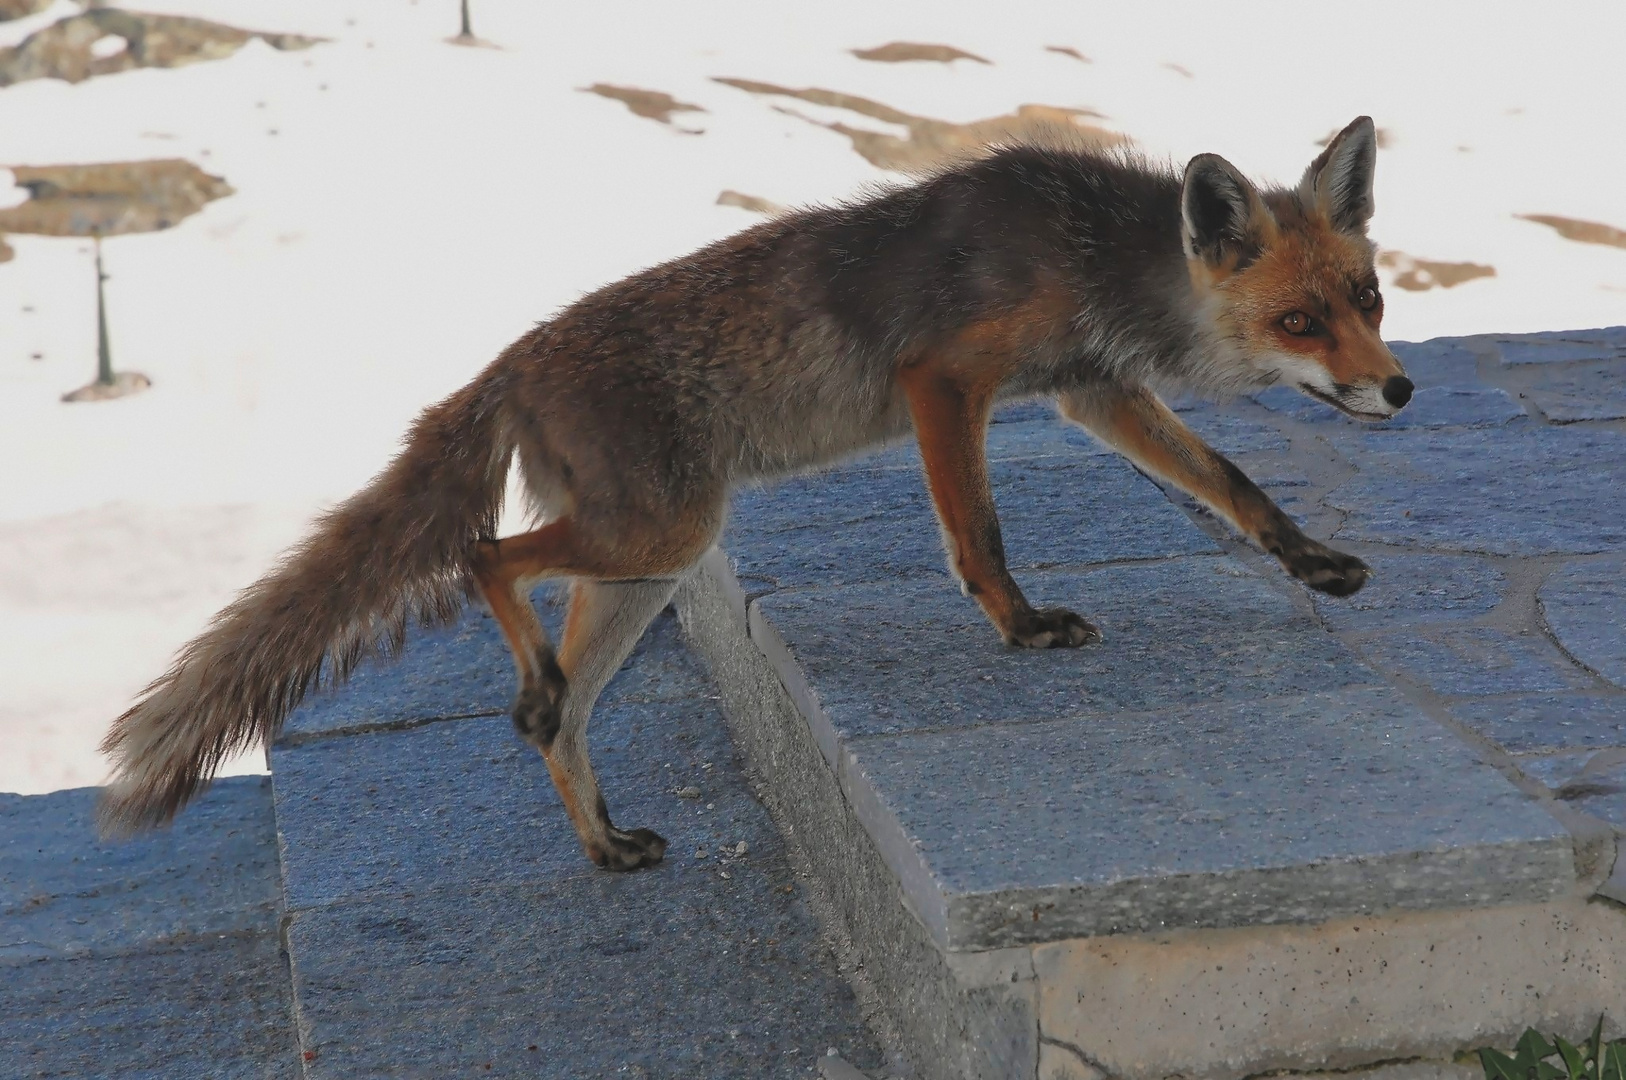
[902,366,1102,646]
[1059,384,1370,597]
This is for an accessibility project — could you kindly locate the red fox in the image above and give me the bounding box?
[100,116,1410,870]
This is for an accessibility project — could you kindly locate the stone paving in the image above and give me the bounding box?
[0,327,1621,1079]
[272,606,884,1079]
[0,778,298,1079]
[717,328,1626,955]
[677,326,1626,1077]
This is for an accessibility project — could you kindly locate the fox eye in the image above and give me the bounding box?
[1357,286,1380,311]
[1281,311,1314,335]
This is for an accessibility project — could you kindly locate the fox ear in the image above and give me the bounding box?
[1181,153,1271,270]
[1300,116,1377,233]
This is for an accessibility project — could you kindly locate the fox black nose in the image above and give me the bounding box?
[1382,376,1414,409]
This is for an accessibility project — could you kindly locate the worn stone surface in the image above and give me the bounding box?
[0,777,281,961]
[0,776,296,1078]
[754,558,1375,751]
[1449,693,1626,754]
[1540,555,1626,688]
[273,603,882,1077]
[274,701,762,912]
[289,875,875,1079]
[841,686,1570,949]
[679,327,1626,1080]
[1493,329,1626,364]
[1510,360,1626,423]
[1352,626,1595,697]
[856,414,1112,472]
[1326,426,1626,556]
[727,452,1215,596]
[280,600,709,741]
[1391,339,1488,385]
[1033,900,1626,1080]
[1514,750,1626,831]
[1310,553,1507,633]
[677,559,1038,1080]
[1172,402,1293,453]
[3,933,298,1080]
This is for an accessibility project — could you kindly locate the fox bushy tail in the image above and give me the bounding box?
[97,367,514,836]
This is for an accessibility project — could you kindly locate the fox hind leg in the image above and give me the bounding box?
[472,521,574,746]
[472,508,718,870]
[550,576,679,870]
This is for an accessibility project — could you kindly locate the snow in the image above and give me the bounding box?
[1,0,1622,794]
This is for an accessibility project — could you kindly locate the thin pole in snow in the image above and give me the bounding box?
[94,233,113,387]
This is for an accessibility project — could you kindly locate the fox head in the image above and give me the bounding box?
[1181,116,1412,420]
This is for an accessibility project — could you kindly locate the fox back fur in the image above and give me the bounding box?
[101,117,1411,870]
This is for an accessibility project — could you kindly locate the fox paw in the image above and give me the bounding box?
[1007,607,1102,649]
[511,653,567,748]
[588,827,668,872]
[1284,545,1370,597]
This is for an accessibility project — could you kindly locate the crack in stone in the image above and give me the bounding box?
[1038,1034,1113,1079]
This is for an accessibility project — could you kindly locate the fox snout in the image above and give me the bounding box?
[1297,364,1412,422]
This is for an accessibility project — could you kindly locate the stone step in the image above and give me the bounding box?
[674,330,1626,1080]
[271,605,890,1078]
[0,778,298,1079]
[7,328,1622,1080]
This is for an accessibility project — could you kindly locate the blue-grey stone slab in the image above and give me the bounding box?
[1495,331,1626,365]
[1540,556,1626,688]
[1515,750,1626,832]
[837,685,1571,950]
[1326,426,1626,556]
[1392,339,1485,388]
[1353,627,1594,697]
[274,645,879,1076]
[837,417,1113,474]
[274,699,756,912]
[1514,360,1626,423]
[0,777,281,961]
[1177,405,1292,454]
[281,605,710,742]
[1447,693,1626,754]
[726,454,1217,596]
[287,874,879,1080]
[750,558,1378,756]
[1249,385,1338,425]
[2,932,297,1080]
[1311,553,1507,633]
[1387,387,1526,429]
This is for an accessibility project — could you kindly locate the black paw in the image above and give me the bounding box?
[1284,545,1370,597]
[1006,607,1102,649]
[588,827,668,872]
[511,652,567,747]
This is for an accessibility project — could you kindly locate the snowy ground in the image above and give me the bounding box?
[1,0,1623,794]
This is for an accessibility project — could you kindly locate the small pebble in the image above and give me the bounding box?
[694,847,708,860]
[675,786,701,799]
[719,870,731,879]
[734,841,748,856]
[706,802,715,810]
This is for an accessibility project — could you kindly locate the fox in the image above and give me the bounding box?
[99,116,1411,870]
